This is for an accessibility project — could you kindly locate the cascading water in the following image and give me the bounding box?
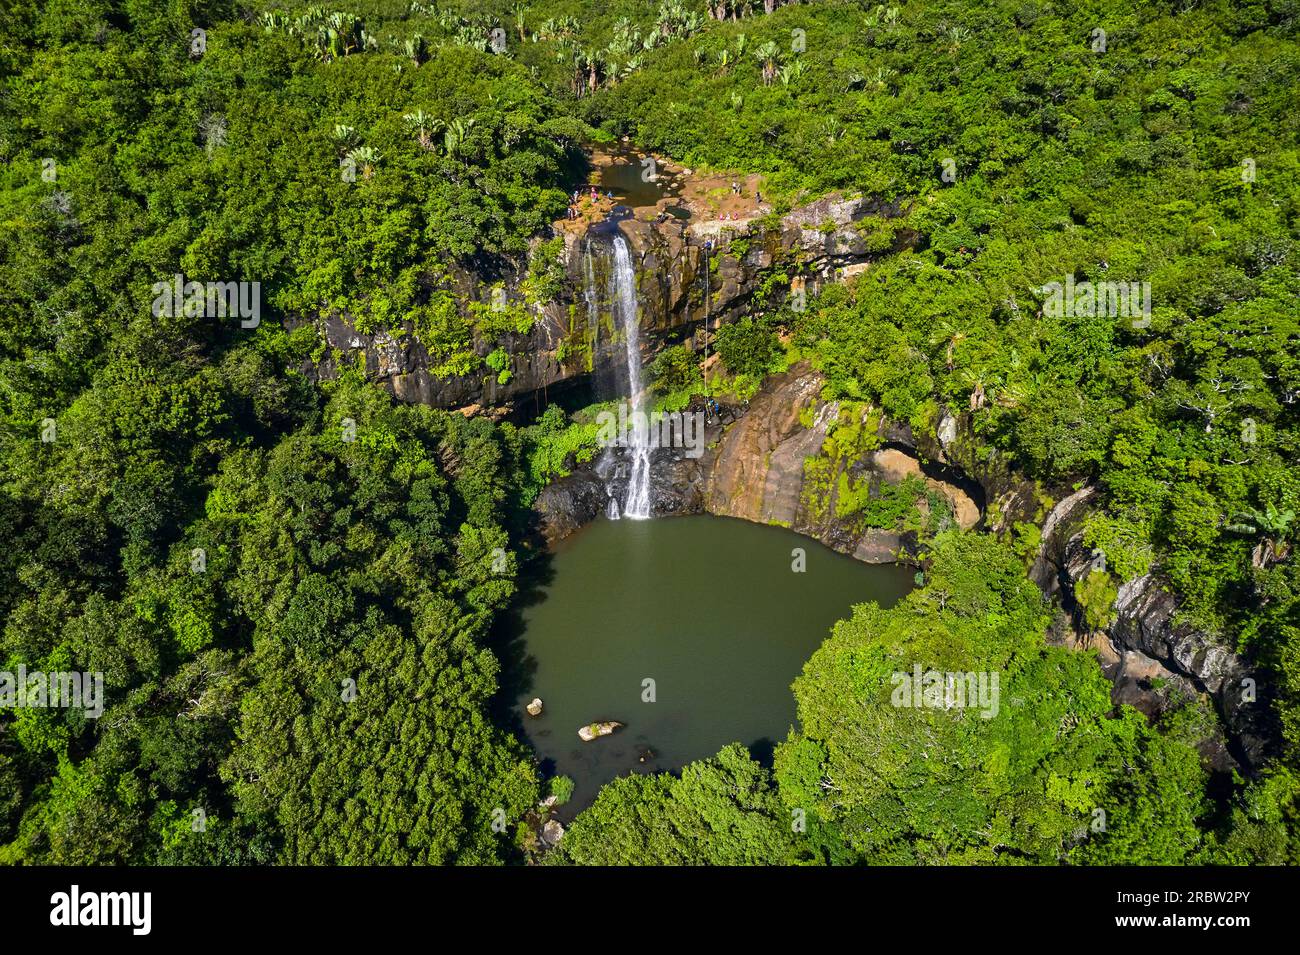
[609,234,652,520]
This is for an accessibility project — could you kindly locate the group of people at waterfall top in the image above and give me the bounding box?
[568,187,614,219]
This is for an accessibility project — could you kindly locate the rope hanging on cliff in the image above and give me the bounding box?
[702,239,713,378]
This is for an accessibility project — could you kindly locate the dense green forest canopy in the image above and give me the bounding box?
[1,0,1298,864]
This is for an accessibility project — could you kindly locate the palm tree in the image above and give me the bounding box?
[778,59,806,86]
[866,5,900,29]
[712,0,749,21]
[621,54,645,79]
[345,146,380,180]
[442,118,477,162]
[577,47,604,94]
[656,0,702,38]
[402,34,427,65]
[538,16,578,42]
[607,17,638,56]
[754,40,780,86]
[1226,504,1296,567]
[512,2,528,42]
[403,111,441,151]
[568,46,586,94]
[868,66,897,90]
[331,124,357,153]
[321,12,367,59]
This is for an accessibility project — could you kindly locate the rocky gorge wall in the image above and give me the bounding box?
[297,191,906,412]
[1031,487,1275,770]
[534,362,981,558]
[289,148,1275,774]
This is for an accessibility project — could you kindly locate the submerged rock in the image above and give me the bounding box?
[578,720,623,742]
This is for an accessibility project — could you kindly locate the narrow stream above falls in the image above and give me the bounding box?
[502,515,915,813]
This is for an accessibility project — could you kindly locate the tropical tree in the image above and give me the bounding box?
[754,40,780,86]
[401,34,427,65]
[442,118,477,162]
[403,111,441,151]
[345,145,381,179]
[1226,504,1296,568]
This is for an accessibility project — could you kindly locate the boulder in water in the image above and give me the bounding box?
[578,720,623,741]
[540,820,565,847]
[526,697,544,717]
[534,470,608,545]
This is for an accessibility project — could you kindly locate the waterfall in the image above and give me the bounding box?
[609,234,652,520]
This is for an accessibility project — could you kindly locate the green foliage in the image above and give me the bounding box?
[548,775,575,807]
[558,532,1219,865]
[777,531,1210,864]
[835,472,926,530]
[713,316,782,379]
[551,744,804,865]
[2,0,1297,869]
[517,403,604,502]
[522,237,568,308]
[1074,569,1119,633]
[650,343,702,396]
[486,346,513,384]
[1082,513,1153,583]
[1201,768,1300,865]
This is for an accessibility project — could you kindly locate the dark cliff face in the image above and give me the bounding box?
[298,193,905,411]
[909,414,1273,772]
[297,288,582,411]
[1033,488,1276,772]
